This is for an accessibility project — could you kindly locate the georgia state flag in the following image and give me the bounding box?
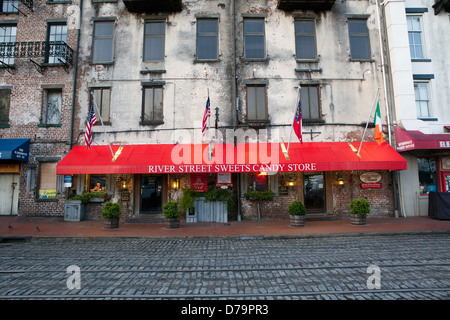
[293,99,302,144]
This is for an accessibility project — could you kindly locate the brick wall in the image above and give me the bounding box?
[1,1,80,217]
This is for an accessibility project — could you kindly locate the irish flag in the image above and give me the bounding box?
[374,101,383,145]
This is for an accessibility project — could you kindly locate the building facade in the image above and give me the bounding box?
[382,0,450,216]
[3,0,413,221]
[0,0,79,216]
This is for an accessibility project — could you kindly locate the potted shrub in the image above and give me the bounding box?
[180,189,198,216]
[350,198,370,225]
[289,200,306,227]
[102,202,121,229]
[163,200,180,228]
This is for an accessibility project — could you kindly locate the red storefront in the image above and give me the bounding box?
[57,141,406,220]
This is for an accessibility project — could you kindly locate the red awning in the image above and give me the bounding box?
[56,141,406,175]
[394,126,450,152]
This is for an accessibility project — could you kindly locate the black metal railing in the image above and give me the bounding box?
[0,41,74,65]
[19,0,33,11]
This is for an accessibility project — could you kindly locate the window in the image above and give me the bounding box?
[244,18,265,59]
[418,158,437,195]
[142,86,163,124]
[300,85,320,120]
[248,172,268,191]
[1,0,18,13]
[407,16,424,59]
[246,85,267,121]
[0,24,17,66]
[295,20,316,60]
[90,175,107,193]
[92,21,114,63]
[43,89,62,125]
[38,162,57,199]
[91,87,111,123]
[144,21,165,62]
[196,18,218,61]
[348,19,371,60]
[47,23,68,64]
[414,82,431,118]
[0,89,11,126]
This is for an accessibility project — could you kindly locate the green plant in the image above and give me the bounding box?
[289,200,306,216]
[244,190,274,201]
[163,201,180,219]
[350,198,370,216]
[179,189,199,212]
[68,191,111,204]
[204,188,235,210]
[102,202,121,219]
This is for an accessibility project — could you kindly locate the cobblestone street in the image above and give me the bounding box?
[0,233,449,301]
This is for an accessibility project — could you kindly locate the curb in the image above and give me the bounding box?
[2,229,448,243]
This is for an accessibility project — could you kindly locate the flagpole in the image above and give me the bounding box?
[287,85,301,155]
[357,86,380,156]
[91,91,115,159]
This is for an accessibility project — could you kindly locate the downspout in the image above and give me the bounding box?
[232,0,241,221]
[376,0,403,217]
[69,0,83,150]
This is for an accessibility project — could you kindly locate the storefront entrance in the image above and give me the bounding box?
[140,175,163,214]
[303,172,326,213]
[0,174,19,215]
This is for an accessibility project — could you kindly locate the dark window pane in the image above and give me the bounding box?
[144,37,164,61]
[0,90,11,125]
[198,19,217,33]
[245,35,265,58]
[348,19,370,60]
[94,22,114,36]
[197,19,218,60]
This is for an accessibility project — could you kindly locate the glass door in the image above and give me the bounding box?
[303,172,325,213]
[140,175,163,214]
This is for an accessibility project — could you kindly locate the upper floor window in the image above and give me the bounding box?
[47,23,68,64]
[0,89,11,126]
[300,85,320,120]
[348,19,371,60]
[246,84,267,121]
[92,21,114,64]
[42,89,62,125]
[407,16,424,59]
[196,18,218,61]
[91,87,111,124]
[295,19,317,60]
[414,82,431,118]
[244,18,265,59]
[1,0,18,13]
[0,24,16,66]
[144,21,165,62]
[142,85,163,124]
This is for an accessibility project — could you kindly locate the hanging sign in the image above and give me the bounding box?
[190,173,208,192]
[360,172,382,183]
[216,173,232,185]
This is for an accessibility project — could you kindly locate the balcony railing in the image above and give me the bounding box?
[1,0,33,13]
[277,0,336,11]
[123,0,182,13]
[0,41,74,66]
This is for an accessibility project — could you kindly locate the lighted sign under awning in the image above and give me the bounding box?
[56,141,406,175]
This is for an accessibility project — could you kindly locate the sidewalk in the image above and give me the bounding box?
[0,215,448,240]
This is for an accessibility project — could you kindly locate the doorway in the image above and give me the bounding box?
[0,174,19,215]
[303,172,326,213]
[140,175,163,214]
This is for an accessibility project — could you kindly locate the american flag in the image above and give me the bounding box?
[85,102,98,149]
[293,98,302,144]
[202,96,210,136]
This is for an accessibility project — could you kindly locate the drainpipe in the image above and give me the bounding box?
[232,0,241,222]
[69,0,83,150]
